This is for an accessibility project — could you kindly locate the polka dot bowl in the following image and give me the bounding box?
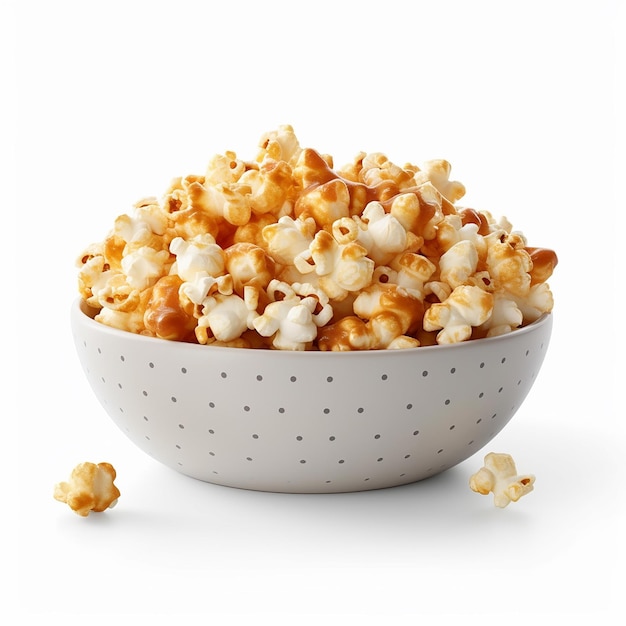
[71,298,553,493]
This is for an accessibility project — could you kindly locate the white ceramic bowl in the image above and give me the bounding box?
[71,298,553,493]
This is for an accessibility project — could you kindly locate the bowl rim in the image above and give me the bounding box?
[71,297,552,357]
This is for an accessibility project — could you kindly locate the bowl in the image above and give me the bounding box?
[71,298,553,493]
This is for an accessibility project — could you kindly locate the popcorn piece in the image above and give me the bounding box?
[476,293,523,338]
[358,152,417,189]
[388,184,444,242]
[162,175,223,239]
[256,124,302,166]
[353,201,408,266]
[253,280,333,350]
[262,215,316,266]
[439,240,479,290]
[204,152,246,186]
[143,274,197,341]
[237,158,295,217]
[170,234,224,282]
[54,462,120,517]
[305,229,375,301]
[469,452,535,508]
[485,231,532,297]
[512,282,555,324]
[296,178,352,230]
[423,285,494,344]
[413,159,466,203]
[121,246,170,291]
[196,291,255,344]
[389,251,437,298]
[224,242,275,296]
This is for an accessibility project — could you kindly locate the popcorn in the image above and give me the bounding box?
[121,246,170,291]
[305,228,375,301]
[77,126,557,350]
[470,452,535,508]
[438,240,479,289]
[54,462,120,517]
[253,280,332,350]
[262,215,316,266]
[485,231,532,297]
[423,285,494,344]
[196,292,255,344]
[352,202,408,266]
[144,274,197,341]
[413,159,466,203]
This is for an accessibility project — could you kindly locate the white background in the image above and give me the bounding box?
[6,0,624,623]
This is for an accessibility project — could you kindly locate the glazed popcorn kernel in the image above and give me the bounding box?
[54,462,121,517]
[77,125,557,350]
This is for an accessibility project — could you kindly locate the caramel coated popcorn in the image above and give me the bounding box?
[470,453,535,508]
[54,462,120,517]
[77,125,557,350]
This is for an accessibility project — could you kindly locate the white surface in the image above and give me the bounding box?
[8,0,624,622]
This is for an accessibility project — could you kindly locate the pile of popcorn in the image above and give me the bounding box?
[77,125,557,350]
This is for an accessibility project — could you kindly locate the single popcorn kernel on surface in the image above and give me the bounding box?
[469,452,535,508]
[54,462,121,517]
[77,125,557,350]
